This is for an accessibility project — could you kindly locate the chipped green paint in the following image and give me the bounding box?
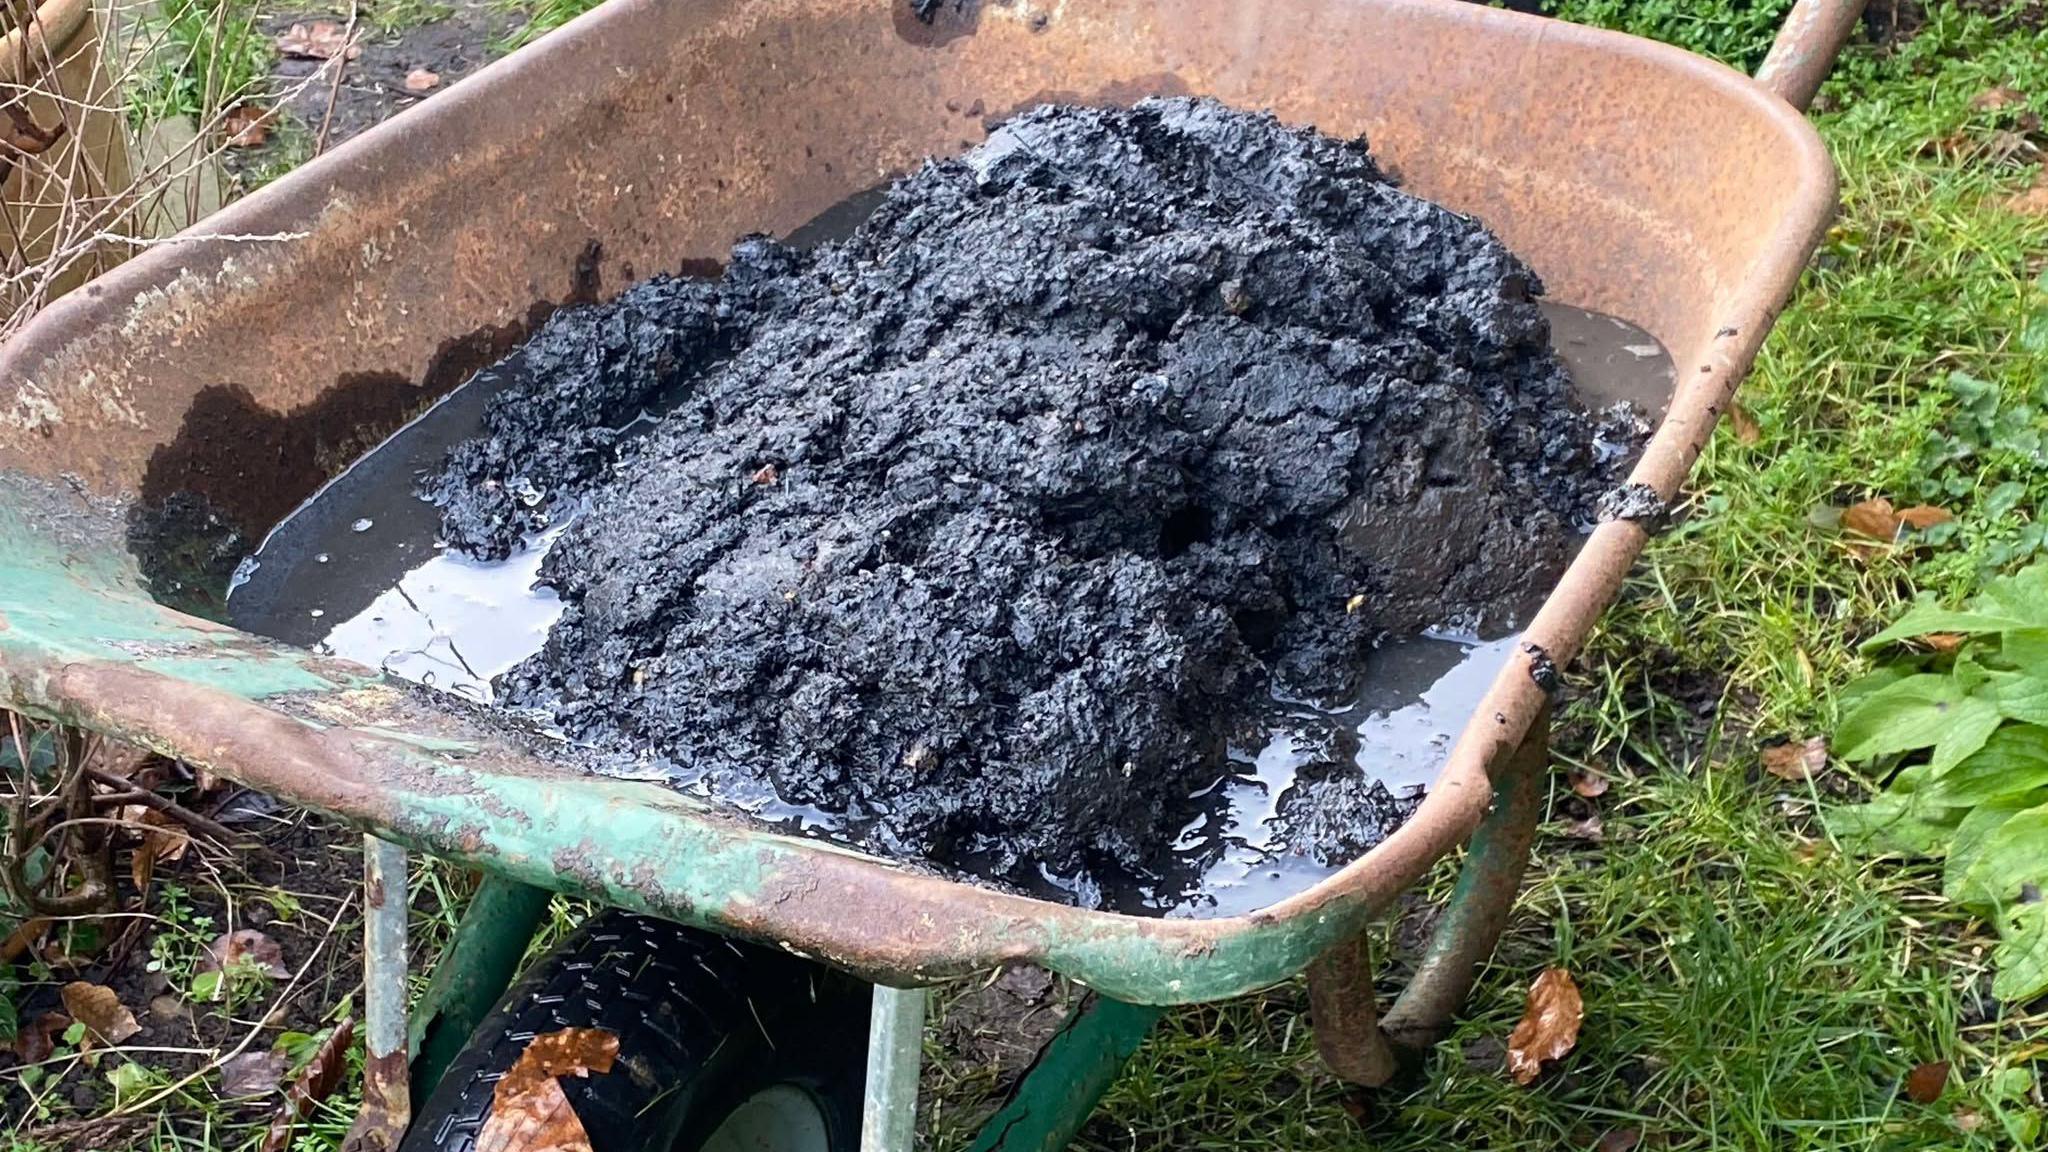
[0,513,362,699]
[0,494,1374,1005]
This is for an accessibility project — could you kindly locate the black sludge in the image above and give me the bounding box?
[424,98,1628,901]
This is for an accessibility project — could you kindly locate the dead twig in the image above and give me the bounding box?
[313,0,360,157]
[82,765,258,853]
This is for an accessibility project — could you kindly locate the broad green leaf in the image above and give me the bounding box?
[1863,563,2048,651]
[1989,670,2048,726]
[1837,675,1976,761]
[1862,607,2038,651]
[1993,902,2048,1002]
[1930,695,2004,774]
[1962,802,2048,906]
[1946,796,2042,903]
[2001,628,2048,669]
[1920,727,2048,806]
[1980,563,2048,623]
[1825,791,1965,858]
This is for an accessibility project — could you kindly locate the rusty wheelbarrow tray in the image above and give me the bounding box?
[0,0,1854,1143]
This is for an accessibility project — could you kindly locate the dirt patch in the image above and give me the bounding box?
[226,1,519,183]
[0,799,364,1140]
[424,99,1635,901]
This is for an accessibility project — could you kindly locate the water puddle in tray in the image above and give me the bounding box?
[228,259,1671,916]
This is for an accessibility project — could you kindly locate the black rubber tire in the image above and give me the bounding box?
[401,909,872,1152]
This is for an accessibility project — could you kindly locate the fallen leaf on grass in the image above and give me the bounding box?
[1594,1129,1643,1152]
[60,983,139,1048]
[1840,499,1952,546]
[1761,736,1828,782]
[2008,169,2048,217]
[222,103,272,148]
[1566,767,1609,798]
[1975,86,2025,111]
[476,1027,620,1152]
[1727,402,1761,445]
[14,1011,70,1063]
[404,67,442,93]
[201,929,291,979]
[260,1017,354,1152]
[1506,968,1583,1085]
[1905,1060,1950,1103]
[220,1049,289,1098]
[1897,505,1954,530]
[1842,498,1900,541]
[276,21,361,61]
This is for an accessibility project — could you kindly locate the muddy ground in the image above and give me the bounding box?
[423,99,1637,902]
[0,785,366,1147]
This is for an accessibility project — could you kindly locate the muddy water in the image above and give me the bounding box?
[227,300,1668,916]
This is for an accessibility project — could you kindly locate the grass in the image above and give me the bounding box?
[125,0,275,131]
[490,0,602,51]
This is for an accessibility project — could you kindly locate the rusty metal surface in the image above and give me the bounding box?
[1379,704,1550,1054]
[1306,931,1399,1088]
[346,836,411,1152]
[0,0,1839,998]
[1757,0,1871,112]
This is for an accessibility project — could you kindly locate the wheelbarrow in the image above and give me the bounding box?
[0,0,1859,1146]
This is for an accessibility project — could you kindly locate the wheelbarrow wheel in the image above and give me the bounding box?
[400,909,872,1152]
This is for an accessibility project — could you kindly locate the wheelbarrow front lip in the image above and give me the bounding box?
[0,0,1835,1003]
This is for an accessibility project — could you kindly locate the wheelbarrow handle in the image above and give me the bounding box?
[1755,0,1871,112]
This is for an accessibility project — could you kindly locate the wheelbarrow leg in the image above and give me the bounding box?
[862,984,928,1152]
[1305,704,1549,1084]
[1378,703,1550,1056]
[409,875,553,1106]
[347,835,413,1151]
[966,992,1164,1152]
[1305,931,1400,1087]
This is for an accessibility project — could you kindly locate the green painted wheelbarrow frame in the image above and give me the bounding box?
[0,0,1858,1144]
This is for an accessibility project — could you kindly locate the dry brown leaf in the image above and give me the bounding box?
[1594,1129,1643,1152]
[131,840,155,896]
[1905,1060,1950,1104]
[1561,812,1604,842]
[1896,504,1954,531]
[220,1049,290,1098]
[14,1011,70,1063]
[1728,402,1762,445]
[478,1076,593,1152]
[1924,632,1966,653]
[260,1018,354,1152]
[1841,498,1900,542]
[404,67,442,93]
[1762,736,1828,782]
[60,983,140,1048]
[223,103,271,148]
[475,1027,621,1152]
[2009,170,2048,217]
[202,929,291,979]
[1975,86,2025,111]
[1506,968,1583,1085]
[1566,768,1609,799]
[275,21,361,61]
